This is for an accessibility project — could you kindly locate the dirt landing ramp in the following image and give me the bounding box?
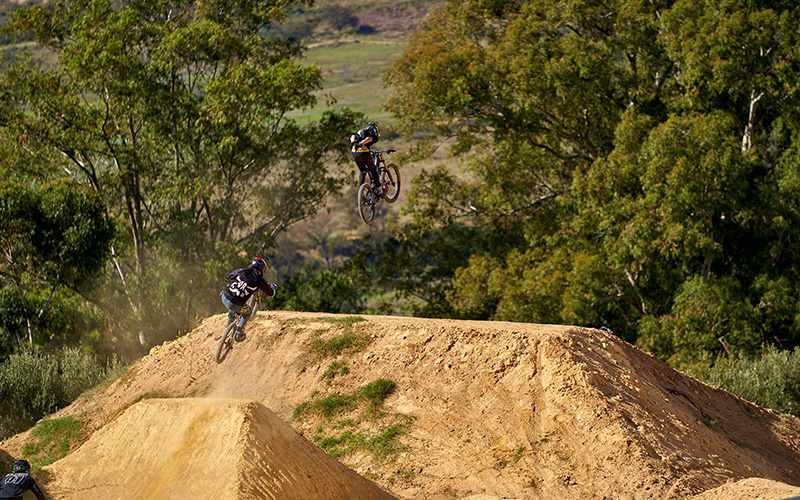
[41,398,397,500]
[690,477,800,500]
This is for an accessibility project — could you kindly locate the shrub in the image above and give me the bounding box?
[0,348,118,439]
[702,346,800,416]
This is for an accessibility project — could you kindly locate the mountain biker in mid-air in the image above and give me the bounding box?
[350,121,384,195]
[0,459,46,500]
[221,257,277,342]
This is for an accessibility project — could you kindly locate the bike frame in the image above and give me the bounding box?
[371,149,396,179]
[358,149,396,186]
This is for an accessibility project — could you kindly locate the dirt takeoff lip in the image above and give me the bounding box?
[40,398,397,500]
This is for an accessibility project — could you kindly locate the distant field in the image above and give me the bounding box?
[291,40,406,125]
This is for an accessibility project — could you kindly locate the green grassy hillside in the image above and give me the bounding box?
[291,40,406,124]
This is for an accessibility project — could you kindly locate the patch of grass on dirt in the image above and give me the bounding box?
[317,393,359,417]
[132,390,172,404]
[114,362,141,387]
[293,393,357,419]
[361,378,396,413]
[729,436,750,448]
[279,317,310,327]
[311,330,371,356]
[494,447,527,470]
[366,423,404,459]
[293,378,396,420]
[321,360,350,382]
[21,416,85,471]
[313,429,366,458]
[322,316,366,327]
[312,422,407,462]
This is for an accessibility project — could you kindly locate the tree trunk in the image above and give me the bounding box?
[741,88,763,153]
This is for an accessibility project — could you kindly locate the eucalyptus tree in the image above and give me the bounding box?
[0,181,113,349]
[1,0,359,345]
[384,0,800,365]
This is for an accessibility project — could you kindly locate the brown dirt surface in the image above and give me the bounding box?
[3,311,800,499]
[40,397,396,500]
[690,477,800,500]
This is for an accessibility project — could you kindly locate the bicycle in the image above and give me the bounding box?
[215,289,261,364]
[357,149,401,225]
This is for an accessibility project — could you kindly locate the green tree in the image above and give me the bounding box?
[382,0,800,367]
[1,0,360,347]
[0,181,113,350]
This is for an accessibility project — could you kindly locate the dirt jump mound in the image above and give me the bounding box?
[4,312,800,499]
[41,398,396,500]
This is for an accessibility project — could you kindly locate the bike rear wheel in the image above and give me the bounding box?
[381,163,401,204]
[216,320,237,363]
[358,183,377,225]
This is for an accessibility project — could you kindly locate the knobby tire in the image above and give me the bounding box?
[358,183,377,225]
[381,164,401,204]
[246,292,260,321]
[216,321,237,364]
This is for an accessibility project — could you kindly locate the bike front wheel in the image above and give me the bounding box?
[216,321,237,364]
[381,163,401,204]
[246,292,261,322]
[358,182,377,225]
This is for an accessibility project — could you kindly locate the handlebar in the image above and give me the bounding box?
[371,149,396,155]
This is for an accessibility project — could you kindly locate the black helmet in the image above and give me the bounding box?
[249,257,266,275]
[366,122,379,135]
[12,459,30,473]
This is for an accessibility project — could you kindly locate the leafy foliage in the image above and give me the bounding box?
[0,181,113,350]
[1,0,362,349]
[699,346,800,417]
[380,0,800,368]
[0,348,117,439]
[277,261,369,314]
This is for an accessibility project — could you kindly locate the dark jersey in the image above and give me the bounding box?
[351,127,379,150]
[222,268,275,306]
[0,472,45,500]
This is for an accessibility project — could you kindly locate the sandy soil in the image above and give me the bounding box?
[3,311,800,499]
[40,398,396,500]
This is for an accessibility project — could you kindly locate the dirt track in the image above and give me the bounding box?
[4,311,800,499]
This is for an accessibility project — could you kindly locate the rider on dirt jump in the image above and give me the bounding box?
[350,122,383,195]
[221,257,277,342]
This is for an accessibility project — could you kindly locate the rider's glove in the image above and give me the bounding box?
[270,283,278,293]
